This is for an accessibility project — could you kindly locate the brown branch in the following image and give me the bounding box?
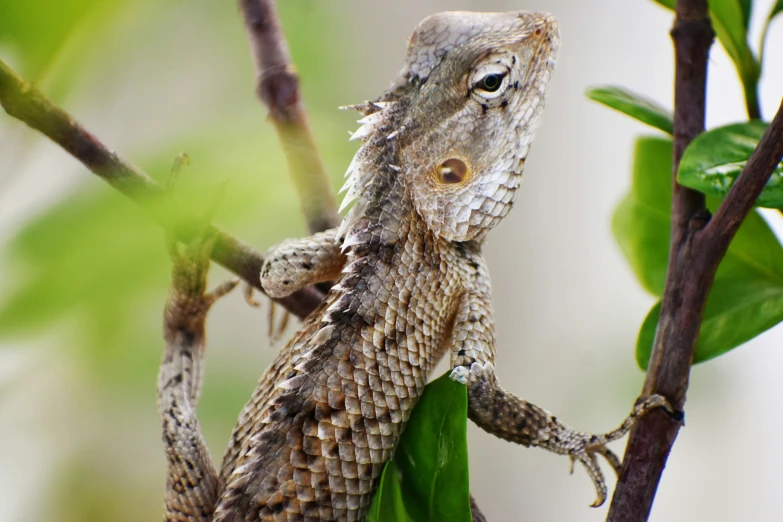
[701,103,783,253]
[470,495,487,522]
[0,58,324,320]
[606,4,713,518]
[608,2,783,520]
[239,0,340,234]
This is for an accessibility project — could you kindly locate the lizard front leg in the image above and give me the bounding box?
[159,229,237,521]
[217,227,345,485]
[260,228,346,298]
[448,290,672,507]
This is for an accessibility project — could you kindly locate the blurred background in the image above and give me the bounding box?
[1,0,782,520]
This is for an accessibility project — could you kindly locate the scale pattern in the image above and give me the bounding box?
[158,10,672,522]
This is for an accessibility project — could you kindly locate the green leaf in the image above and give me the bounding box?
[769,0,783,19]
[612,137,674,295]
[635,302,662,369]
[397,373,471,522]
[614,136,783,368]
[637,279,783,368]
[366,461,412,522]
[614,135,783,297]
[0,0,133,82]
[652,0,756,78]
[368,372,471,522]
[0,126,298,336]
[761,1,783,67]
[739,0,753,28]
[652,0,760,118]
[586,86,673,134]
[677,121,783,208]
[612,135,783,369]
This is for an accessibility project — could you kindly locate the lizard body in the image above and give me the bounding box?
[158,11,670,522]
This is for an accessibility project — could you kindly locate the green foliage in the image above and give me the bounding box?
[612,138,783,369]
[366,461,413,522]
[770,0,783,19]
[637,278,783,367]
[0,0,118,77]
[0,127,298,331]
[586,86,673,134]
[738,0,753,28]
[612,138,674,296]
[0,0,146,102]
[368,373,472,522]
[0,1,360,518]
[677,121,783,207]
[593,0,783,368]
[652,0,760,117]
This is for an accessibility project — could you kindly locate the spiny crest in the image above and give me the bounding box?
[336,100,398,244]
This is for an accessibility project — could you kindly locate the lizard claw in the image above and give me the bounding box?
[163,154,237,319]
[565,393,675,507]
[243,283,262,308]
[568,448,608,507]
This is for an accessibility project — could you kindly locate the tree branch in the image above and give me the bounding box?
[608,2,783,520]
[239,0,340,234]
[0,58,325,319]
[700,102,783,254]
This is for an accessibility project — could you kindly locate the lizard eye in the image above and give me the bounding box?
[469,63,511,101]
[477,73,504,92]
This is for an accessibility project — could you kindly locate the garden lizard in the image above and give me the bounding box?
[158,10,671,521]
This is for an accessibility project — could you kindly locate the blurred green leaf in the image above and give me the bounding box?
[637,278,783,368]
[0,122,311,396]
[0,2,363,521]
[0,0,131,82]
[369,372,471,522]
[635,301,661,369]
[677,121,783,207]
[652,0,760,118]
[761,1,783,67]
[769,0,783,19]
[739,0,753,28]
[366,461,412,522]
[0,187,168,336]
[586,86,673,134]
[612,137,674,295]
[51,451,162,522]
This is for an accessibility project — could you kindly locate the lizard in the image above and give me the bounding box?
[157,10,674,522]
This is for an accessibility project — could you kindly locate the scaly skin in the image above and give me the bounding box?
[158,11,672,521]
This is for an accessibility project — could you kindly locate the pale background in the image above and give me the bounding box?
[1,1,782,521]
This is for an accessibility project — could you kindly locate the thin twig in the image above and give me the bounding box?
[607,3,783,520]
[239,0,340,234]
[0,58,324,319]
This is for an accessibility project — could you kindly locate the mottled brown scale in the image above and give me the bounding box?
[158,10,673,522]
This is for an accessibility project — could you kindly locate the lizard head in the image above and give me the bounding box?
[340,11,559,244]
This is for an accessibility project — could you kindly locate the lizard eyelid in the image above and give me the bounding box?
[469,63,511,99]
[473,72,508,92]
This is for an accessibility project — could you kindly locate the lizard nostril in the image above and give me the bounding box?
[436,158,469,184]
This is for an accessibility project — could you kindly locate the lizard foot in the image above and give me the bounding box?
[561,394,677,507]
[165,226,239,332]
[461,359,678,508]
[164,155,237,329]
